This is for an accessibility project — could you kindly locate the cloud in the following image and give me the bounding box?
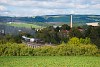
[91,0,100,4]
[0,0,74,9]
[0,5,6,11]
[0,0,100,16]
[91,4,100,9]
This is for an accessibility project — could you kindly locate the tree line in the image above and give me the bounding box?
[0,24,100,49]
[35,24,100,48]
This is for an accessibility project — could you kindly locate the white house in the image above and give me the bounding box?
[86,22,99,26]
[22,36,43,43]
[30,38,35,42]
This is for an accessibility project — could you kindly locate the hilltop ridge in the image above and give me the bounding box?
[0,15,100,23]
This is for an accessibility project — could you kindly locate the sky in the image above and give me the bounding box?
[0,0,100,17]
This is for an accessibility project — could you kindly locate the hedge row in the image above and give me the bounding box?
[0,43,99,56]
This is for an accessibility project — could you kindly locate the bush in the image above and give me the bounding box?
[33,43,98,56]
[0,39,99,56]
[79,44,98,55]
[33,46,53,56]
[0,43,34,56]
[68,37,91,45]
[68,37,80,45]
[66,37,98,56]
[0,43,20,56]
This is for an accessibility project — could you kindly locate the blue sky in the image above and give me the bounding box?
[0,0,100,17]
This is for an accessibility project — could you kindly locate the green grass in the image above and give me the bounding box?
[7,22,43,29]
[0,56,100,67]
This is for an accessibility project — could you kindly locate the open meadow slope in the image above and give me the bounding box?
[0,56,100,67]
[7,22,43,29]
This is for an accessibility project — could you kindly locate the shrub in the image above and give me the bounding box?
[33,46,53,56]
[0,43,34,56]
[68,37,80,45]
[79,44,98,55]
[79,37,91,44]
[0,39,99,56]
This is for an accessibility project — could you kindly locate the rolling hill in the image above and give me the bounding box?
[0,15,100,24]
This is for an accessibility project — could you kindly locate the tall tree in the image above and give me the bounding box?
[69,27,84,38]
[61,24,71,30]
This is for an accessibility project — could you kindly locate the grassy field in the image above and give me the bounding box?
[7,22,43,29]
[0,56,100,67]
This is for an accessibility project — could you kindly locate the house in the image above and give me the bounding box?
[86,22,99,26]
[22,36,45,48]
[22,36,44,43]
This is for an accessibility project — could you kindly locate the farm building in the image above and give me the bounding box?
[86,22,99,26]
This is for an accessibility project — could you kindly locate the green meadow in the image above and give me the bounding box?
[7,22,43,29]
[0,56,100,67]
